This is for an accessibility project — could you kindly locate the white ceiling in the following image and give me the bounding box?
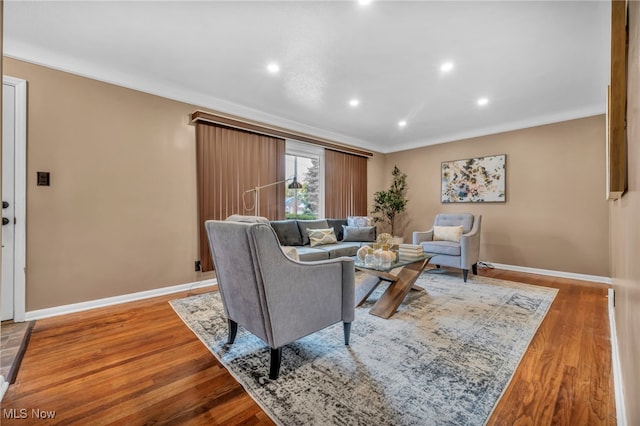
[4,1,611,154]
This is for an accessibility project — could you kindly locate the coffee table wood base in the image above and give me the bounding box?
[354,257,432,319]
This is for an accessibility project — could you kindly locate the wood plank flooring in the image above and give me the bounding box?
[0,268,615,425]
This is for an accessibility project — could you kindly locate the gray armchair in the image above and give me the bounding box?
[205,220,355,379]
[412,213,482,282]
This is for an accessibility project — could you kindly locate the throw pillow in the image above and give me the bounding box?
[347,216,373,227]
[297,219,330,245]
[433,225,464,242]
[307,228,338,247]
[342,225,376,242]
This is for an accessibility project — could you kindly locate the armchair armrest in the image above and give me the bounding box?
[285,256,355,322]
[413,229,434,245]
[459,216,482,269]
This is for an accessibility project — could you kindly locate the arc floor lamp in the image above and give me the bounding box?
[243,176,302,216]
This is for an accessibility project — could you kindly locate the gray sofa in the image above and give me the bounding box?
[270,218,376,261]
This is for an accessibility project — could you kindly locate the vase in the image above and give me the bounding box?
[374,245,394,269]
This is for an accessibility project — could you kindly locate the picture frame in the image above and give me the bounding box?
[606,0,628,200]
[441,154,506,203]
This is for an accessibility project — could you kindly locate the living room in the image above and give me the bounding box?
[0,1,638,425]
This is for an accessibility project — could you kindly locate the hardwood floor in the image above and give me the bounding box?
[1,268,615,425]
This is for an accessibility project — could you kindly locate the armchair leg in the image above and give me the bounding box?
[227,319,238,345]
[463,269,469,282]
[343,322,352,346]
[269,347,283,380]
[472,263,478,275]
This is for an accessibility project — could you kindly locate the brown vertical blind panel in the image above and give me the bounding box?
[196,123,285,272]
[324,149,368,218]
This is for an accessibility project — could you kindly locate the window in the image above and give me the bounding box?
[286,141,324,219]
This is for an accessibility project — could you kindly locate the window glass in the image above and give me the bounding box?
[285,141,323,219]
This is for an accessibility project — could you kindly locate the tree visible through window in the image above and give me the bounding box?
[286,154,320,219]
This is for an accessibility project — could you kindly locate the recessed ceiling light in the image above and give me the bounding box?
[267,62,280,74]
[349,99,360,107]
[477,97,489,106]
[398,120,407,128]
[358,0,372,5]
[440,62,454,72]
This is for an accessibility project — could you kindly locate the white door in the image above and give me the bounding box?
[1,77,26,323]
[1,83,16,320]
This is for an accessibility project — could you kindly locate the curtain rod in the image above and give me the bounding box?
[190,110,373,158]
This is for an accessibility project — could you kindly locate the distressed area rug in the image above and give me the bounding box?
[170,272,557,426]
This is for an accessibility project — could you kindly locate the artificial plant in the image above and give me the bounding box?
[371,165,408,236]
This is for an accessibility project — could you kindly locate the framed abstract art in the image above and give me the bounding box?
[441,154,506,203]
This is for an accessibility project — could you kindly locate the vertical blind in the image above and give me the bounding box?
[324,149,368,218]
[196,123,285,272]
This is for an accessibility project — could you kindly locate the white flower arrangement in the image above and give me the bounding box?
[376,233,393,247]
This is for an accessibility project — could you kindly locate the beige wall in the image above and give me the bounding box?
[3,57,387,312]
[610,1,640,422]
[4,58,214,311]
[366,152,386,210]
[1,57,612,308]
[384,115,609,277]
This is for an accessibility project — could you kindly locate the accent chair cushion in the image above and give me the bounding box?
[308,228,338,247]
[226,214,270,224]
[421,241,462,256]
[433,225,464,242]
[297,219,330,245]
[270,220,303,246]
[342,225,376,242]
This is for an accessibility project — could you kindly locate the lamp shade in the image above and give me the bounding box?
[288,178,303,189]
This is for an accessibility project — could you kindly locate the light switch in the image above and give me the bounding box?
[37,172,50,186]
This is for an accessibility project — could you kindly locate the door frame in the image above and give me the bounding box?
[3,76,27,322]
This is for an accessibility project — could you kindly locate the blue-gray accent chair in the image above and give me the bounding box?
[205,220,355,379]
[412,213,482,282]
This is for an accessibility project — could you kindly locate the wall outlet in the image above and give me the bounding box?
[195,260,201,272]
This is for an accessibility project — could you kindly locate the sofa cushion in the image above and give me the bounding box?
[421,241,461,256]
[326,218,348,241]
[296,246,330,261]
[297,219,330,245]
[317,242,361,258]
[342,225,376,242]
[270,220,303,246]
[308,228,338,247]
[433,225,463,242]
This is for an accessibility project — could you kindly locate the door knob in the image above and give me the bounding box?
[2,201,8,209]
[2,217,9,225]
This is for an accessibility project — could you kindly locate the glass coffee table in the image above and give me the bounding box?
[354,253,434,319]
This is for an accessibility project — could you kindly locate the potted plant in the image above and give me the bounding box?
[371,166,408,238]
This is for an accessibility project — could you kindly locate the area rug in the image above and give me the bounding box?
[169,272,557,426]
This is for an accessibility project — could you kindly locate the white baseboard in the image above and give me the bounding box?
[0,375,8,402]
[24,278,217,321]
[608,288,628,426]
[482,261,612,285]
